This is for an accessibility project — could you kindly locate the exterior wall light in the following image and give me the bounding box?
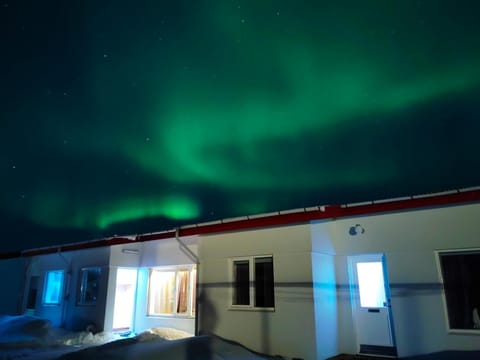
[349,224,365,236]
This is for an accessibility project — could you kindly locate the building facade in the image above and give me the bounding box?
[1,188,479,359]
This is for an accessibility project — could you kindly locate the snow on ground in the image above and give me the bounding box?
[59,334,272,360]
[0,315,124,360]
[0,315,275,360]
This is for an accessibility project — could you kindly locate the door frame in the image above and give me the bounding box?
[112,267,139,333]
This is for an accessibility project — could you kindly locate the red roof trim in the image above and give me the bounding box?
[7,188,480,259]
[178,189,480,236]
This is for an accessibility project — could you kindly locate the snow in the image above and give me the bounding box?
[0,315,52,348]
[0,315,273,360]
[59,335,271,360]
[135,327,193,342]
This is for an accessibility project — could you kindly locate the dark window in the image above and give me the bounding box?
[27,276,39,309]
[439,251,480,330]
[232,256,275,308]
[78,268,101,305]
[233,260,250,305]
[255,257,275,308]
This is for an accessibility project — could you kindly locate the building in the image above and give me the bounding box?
[1,187,479,359]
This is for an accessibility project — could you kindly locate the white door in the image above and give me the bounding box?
[112,268,138,332]
[349,254,397,357]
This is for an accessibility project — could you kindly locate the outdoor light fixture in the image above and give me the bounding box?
[349,224,365,236]
[122,248,140,255]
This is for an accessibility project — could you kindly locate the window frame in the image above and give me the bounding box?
[147,265,196,318]
[77,267,102,306]
[42,270,65,306]
[229,255,275,311]
[436,248,480,334]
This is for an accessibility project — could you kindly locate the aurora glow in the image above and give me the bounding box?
[1,1,479,251]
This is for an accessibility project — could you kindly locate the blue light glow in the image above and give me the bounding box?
[43,270,64,305]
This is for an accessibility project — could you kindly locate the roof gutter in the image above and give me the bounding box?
[3,187,479,260]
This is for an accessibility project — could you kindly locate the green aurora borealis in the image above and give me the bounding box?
[1,1,480,251]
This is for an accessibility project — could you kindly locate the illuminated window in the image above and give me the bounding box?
[438,250,480,331]
[78,267,101,305]
[356,262,386,308]
[43,270,64,305]
[148,265,196,317]
[231,256,274,309]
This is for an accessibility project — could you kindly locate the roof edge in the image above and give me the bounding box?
[2,187,479,260]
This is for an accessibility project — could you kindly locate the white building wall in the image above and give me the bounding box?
[25,247,110,330]
[326,202,480,358]
[198,224,318,360]
[64,247,110,332]
[109,245,142,268]
[9,198,478,359]
[310,220,340,359]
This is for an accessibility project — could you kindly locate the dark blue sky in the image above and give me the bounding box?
[1,0,480,252]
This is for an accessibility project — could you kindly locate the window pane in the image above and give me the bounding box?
[79,268,101,305]
[356,262,386,308]
[176,270,190,314]
[149,271,176,314]
[43,270,64,305]
[255,257,274,308]
[233,260,250,305]
[440,252,480,330]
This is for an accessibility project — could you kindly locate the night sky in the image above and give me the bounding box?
[1,1,480,252]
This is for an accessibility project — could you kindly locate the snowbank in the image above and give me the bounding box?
[60,330,123,346]
[136,327,193,342]
[0,315,274,360]
[0,315,52,348]
[58,335,272,360]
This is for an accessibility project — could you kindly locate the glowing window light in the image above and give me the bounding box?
[43,270,64,305]
[149,271,176,315]
[356,262,386,308]
[147,266,196,316]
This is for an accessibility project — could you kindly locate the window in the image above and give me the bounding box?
[356,262,386,308]
[43,270,64,305]
[438,250,480,331]
[147,265,196,317]
[78,267,101,305]
[231,256,274,309]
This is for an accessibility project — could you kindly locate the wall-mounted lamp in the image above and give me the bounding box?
[349,224,365,236]
[122,248,140,255]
